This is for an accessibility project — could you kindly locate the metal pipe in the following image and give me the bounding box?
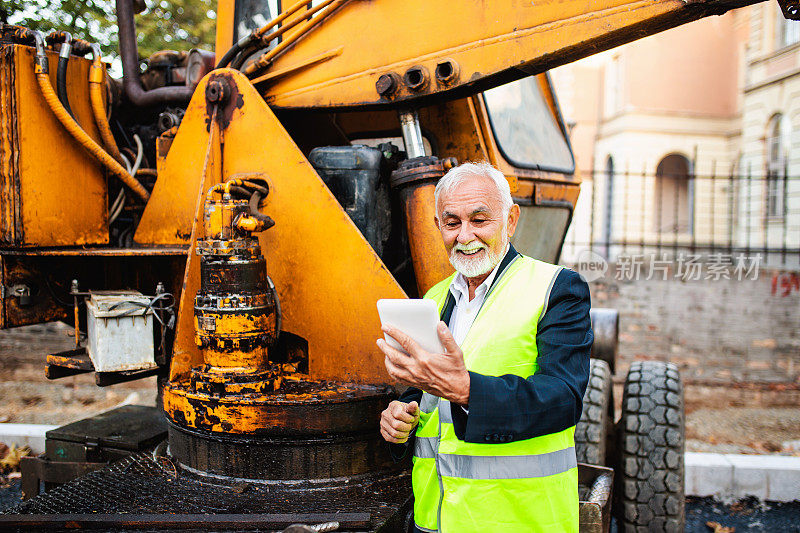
[115,0,193,105]
[242,0,346,77]
[217,0,312,69]
[30,31,151,202]
[398,109,427,159]
[254,0,337,51]
[71,279,80,350]
[89,44,126,166]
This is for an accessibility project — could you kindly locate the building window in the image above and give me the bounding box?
[601,156,614,253]
[654,154,692,234]
[603,55,622,117]
[766,114,788,218]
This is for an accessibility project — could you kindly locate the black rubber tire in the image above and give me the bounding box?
[614,361,685,533]
[575,358,613,466]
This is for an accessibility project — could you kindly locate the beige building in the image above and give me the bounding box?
[554,7,799,268]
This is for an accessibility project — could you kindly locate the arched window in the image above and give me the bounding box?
[654,154,692,234]
[766,114,788,218]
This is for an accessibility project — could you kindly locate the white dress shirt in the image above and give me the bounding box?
[447,244,509,345]
[447,246,509,413]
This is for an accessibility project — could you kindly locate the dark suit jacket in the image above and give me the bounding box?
[391,245,592,458]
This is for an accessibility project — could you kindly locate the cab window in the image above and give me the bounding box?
[483,77,574,173]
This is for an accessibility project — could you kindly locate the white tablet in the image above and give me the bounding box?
[377,299,444,354]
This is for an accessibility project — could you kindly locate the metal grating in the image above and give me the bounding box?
[2,452,411,531]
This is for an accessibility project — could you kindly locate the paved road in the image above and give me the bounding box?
[685,496,800,532]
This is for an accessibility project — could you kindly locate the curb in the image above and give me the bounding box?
[686,452,800,502]
[0,423,58,455]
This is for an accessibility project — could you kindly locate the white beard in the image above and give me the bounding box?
[448,230,508,279]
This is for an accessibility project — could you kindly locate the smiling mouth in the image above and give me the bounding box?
[457,248,484,256]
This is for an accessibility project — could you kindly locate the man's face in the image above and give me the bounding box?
[435,175,520,279]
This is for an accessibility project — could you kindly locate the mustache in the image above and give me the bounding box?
[452,241,486,253]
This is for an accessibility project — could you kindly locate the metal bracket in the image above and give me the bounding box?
[778,0,800,20]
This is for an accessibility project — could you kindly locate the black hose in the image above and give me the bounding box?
[241,180,269,196]
[49,31,74,118]
[231,44,261,70]
[248,191,275,228]
[57,55,73,118]
[215,42,242,69]
[228,185,251,198]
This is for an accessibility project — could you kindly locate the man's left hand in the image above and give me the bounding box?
[377,321,470,406]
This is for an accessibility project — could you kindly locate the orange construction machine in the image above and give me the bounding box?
[0,0,785,530]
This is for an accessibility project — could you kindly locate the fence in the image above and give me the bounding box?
[561,168,800,271]
[559,166,800,384]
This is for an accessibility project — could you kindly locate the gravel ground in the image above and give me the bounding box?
[0,478,21,513]
[685,496,800,532]
[0,322,156,425]
[686,407,800,455]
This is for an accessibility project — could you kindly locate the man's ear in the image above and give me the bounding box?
[506,204,521,237]
[434,215,440,228]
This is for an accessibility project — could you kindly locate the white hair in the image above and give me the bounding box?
[434,162,513,215]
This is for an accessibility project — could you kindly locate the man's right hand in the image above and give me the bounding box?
[380,400,420,444]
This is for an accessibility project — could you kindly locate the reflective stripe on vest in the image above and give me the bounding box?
[411,256,579,533]
[438,448,577,479]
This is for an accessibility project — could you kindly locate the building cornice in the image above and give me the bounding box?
[748,41,800,67]
[597,112,741,140]
[744,66,800,93]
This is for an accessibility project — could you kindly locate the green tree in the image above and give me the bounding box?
[2,0,216,59]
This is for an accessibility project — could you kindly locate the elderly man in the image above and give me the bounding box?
[376,162,592,532]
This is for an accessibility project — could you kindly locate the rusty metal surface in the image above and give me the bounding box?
[0,512,372,530]
[1,254,185,332]
[163,378,392,435]
[0,44,108,247]
[0,247,188,256]
[578,463,614,533]
[0,44,18,245]
[249,0,763,110]
[166,175,285,435]
[3,452,411,532]
[167,417,400,480]
[389,157,455,296]
[137,70,405,385]
[47,347,92,370]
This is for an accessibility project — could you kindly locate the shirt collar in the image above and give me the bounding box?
[449,244,509,303]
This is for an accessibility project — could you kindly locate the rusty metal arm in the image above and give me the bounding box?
[254,0,765,110]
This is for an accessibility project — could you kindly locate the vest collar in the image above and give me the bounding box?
[440,244,521,323]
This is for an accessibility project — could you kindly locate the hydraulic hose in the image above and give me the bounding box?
[53,32,74,118]
[30,31,150,202]
[216,0,313,69]
[216,40,246,69]
[242,0,346,77]
[88,44,126,166]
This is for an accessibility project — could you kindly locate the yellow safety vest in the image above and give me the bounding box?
[412,255,578,532]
